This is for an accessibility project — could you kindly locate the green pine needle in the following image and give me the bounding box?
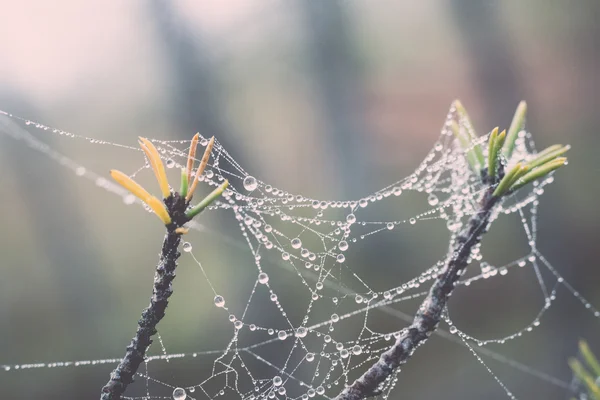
[185,180,229,220]
[503,101,527,160]
[487,127,499,179]
[179,168,189,199]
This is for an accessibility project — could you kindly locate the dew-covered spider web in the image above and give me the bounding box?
[0,106,598,400]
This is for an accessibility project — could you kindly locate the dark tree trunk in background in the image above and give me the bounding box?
[147,0,248,168]
[449,0,522,125]
[297,0,368,199]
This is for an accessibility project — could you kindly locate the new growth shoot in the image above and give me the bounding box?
[101,134,228,400]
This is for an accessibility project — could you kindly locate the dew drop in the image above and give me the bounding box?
[409,218,416,225]
[214,295,225,308]
[340,349,349,358]
[282,252,290,261]
[243,176,258,191]
[295,327,308,338]
[352,345,362,355]
[273,376,283,386]
[173,387,187,400]
[182,242,193,252]
[291,238,302,249]
[427,194,439,206]
[336,254,345,263]
[386,222,394,230]
[278,330,288,340]
[306,352,315,362]
[331,313,340,323]
[258,273,269,284]
[166,159,175,168]
[449,326,457,334]
[346,214,356,224]
[338,241,349,251]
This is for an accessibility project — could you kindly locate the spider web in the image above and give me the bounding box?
[0,106,597,400]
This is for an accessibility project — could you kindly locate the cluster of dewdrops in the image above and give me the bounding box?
[2,108,598,400]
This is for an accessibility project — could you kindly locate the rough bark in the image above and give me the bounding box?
[335,187,499,400]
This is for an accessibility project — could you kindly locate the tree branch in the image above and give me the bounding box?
[335,187,499,400]
[101,195,187,400]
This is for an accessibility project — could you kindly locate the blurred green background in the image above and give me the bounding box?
[0,1,599,399]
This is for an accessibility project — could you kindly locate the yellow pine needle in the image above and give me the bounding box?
[186,136,215,202]
[186,133,200,183]
[110,170,152,203]
[138,137,171,199]
[146,196,172,225]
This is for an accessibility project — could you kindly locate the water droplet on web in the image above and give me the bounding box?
[214,295,225,308]
[295,327,307,338]
[234,320,243,329]
[340,349,349,358]
[278,330,288,340]
[359,199,368,207]
[291,237,302,249]
[338,241,348,251]
[355,294,363,303]
[258,273,269,284]
[166,159,175,168]
[273,376,283,386]
[409,218,416,225]
[346,214,356,224]
[331,313,339,323]
[182,242,192,252]
[449,326,457,334]
[306,352,315,362]
[386,222,394,230]
[282,252,290,261]
[352,345,362,355]
[427,194,439,206]
[316,386,325,395]
[336,254,345,263]
[243,176,258,191]
[173,387,187,400]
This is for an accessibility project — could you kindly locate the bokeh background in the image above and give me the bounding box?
[0,1,599,399]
